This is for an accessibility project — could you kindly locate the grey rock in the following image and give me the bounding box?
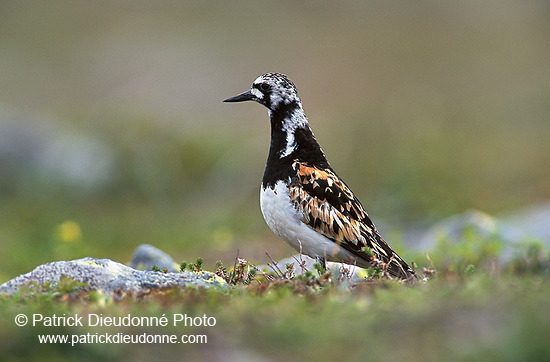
[417,206,550,251]
[0,106,116,193]
[0,257,227,296]
[500,203,550,248]
[129,244,180,272]
[417,209,549,263]
[417,210,508,250]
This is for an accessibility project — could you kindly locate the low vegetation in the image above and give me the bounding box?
[1,236,548,361]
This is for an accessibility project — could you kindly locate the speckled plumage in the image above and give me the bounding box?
[224,73,417,280]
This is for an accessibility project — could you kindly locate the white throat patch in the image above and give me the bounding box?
[279,107,307,158]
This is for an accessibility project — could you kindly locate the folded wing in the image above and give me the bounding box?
[289,161,416,279]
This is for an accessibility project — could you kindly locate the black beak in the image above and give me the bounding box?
[223,89,255,103]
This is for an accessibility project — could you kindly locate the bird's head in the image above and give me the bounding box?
[224,73,301,111]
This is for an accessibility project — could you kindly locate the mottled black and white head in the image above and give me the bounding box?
[224,73,321,161]
[223,73,302,112]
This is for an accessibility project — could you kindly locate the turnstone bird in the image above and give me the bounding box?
[224,73,417,280]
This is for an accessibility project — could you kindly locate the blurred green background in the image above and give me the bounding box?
[1,1,549,282]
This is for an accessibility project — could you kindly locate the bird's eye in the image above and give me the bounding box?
[260,83,271,91]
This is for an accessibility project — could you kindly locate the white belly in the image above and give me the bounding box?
[260,180,357,263]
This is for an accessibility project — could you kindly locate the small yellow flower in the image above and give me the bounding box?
[357,269,370,279]
[56,220,82,243]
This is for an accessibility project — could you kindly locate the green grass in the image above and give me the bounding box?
[1,239,548,361]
